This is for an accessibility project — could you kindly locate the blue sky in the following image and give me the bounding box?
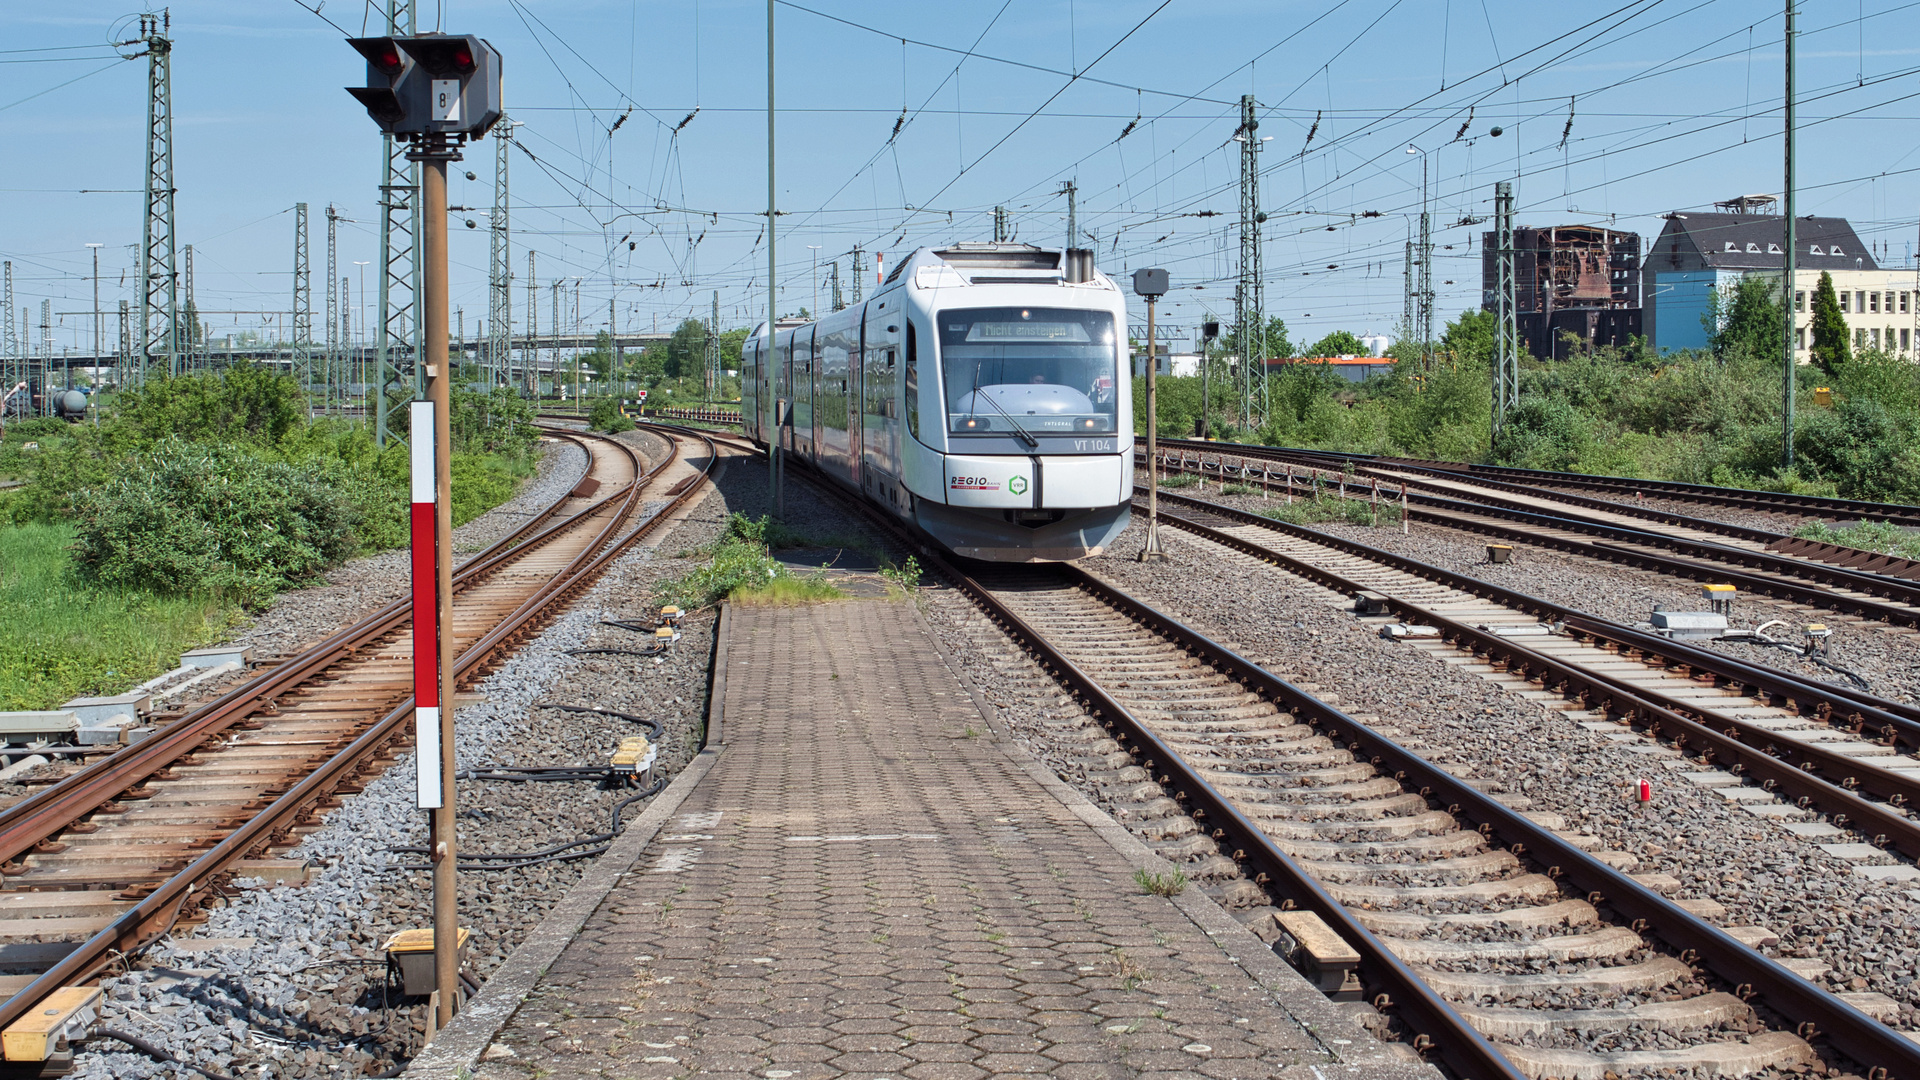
[2,0,1917,356]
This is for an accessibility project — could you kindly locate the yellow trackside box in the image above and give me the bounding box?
[1701,584,1736,599]
[3,986,102,1062]
[611,736,656,775]
[383,927,472,997]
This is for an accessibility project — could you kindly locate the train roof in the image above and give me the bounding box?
[888,243,1117,291]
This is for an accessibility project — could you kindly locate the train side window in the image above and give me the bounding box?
[904,323,919,439]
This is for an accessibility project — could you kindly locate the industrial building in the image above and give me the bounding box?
[1479,224,1642,358]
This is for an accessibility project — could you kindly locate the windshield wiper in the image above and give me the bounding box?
[973,388,1039,448]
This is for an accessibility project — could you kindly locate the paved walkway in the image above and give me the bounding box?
[459,599,1421,1080]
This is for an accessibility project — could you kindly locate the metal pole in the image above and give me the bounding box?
[414,134,461,1034]
[1493,181,1518,433]
[1783,0,1797,469]
[767,0,781,518]
[1140,294,1165,561]
[87,245,102,387]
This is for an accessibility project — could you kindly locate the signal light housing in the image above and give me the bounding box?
[408,36,478,77]
[344,33,501,139]
[348,36,406,76]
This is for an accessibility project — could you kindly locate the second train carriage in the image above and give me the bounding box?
[742,243,1132,561]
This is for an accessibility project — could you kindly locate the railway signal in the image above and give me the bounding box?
[345,34,502,138]
[345,30,503,1034]
[1134,268,1170,563]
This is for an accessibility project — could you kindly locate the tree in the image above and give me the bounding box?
[1304,330,1367,358]
[1707,275,1780,360]
[1261,316,1294,361]
[666,318,709,379]
[1809,270,1851,373]
[1441,309,1497,363]
[575,331,616,381]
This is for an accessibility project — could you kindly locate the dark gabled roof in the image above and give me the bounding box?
[1650,212,1877,271]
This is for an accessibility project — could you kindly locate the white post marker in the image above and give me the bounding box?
[410,400,443,809]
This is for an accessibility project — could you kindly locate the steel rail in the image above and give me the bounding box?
[0,426,718,1035]
[1157,435,1920,528]
[1051,563,1920,1080]
[943,561,1527,1080]
[1143,453,1920,626]
[1142,496,1920,856]
[1146,443,1920,599]
[1146,484,1920,737]
[0,428,645,873]
[668,434,1920,1079]
[1155,438,1793,547]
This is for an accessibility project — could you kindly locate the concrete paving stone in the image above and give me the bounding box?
[458,600,1421,1080]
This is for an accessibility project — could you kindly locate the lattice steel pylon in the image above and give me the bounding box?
[372,0,419,444]
[704,290,720,401]
[525,250,538,395]
[138,11,178,383]
[487,116,513,393]
[1416,207,1435,368]
[181,244,195,369]
[1233,94,1265,430]
[850,247,865,306]
[292,202,313,410]
[2,261,14,395]
[325,204,339,412]
[1491,181,1519,432]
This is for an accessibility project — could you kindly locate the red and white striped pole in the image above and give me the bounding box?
[410,399,442,810]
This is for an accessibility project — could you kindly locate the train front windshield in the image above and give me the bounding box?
[939,307,1118,437]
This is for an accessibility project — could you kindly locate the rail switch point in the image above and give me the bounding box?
[1,986,101,1063]
[383,928,472,997]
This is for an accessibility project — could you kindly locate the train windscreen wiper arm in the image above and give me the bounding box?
[972,388,1040,449]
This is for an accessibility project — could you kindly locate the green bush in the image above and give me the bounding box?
[587,397,634,434]
[69,439,360,606]
[654,520,838,609]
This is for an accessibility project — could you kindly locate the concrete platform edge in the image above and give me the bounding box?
[912,598,1441,1078]
[401,601,734,1079]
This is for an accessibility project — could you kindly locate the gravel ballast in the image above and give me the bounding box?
[66,431,739,1080]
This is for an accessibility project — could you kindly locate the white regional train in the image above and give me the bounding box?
[742,243,1134,561]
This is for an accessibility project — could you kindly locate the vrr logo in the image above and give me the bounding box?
[1008,475,1028,496]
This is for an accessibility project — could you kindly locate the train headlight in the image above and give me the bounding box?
[963,417,987,431]
[1079,418,1099,430]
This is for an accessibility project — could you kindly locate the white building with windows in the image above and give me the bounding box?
[1642,203,1920,358]
[1786,269,1919,358]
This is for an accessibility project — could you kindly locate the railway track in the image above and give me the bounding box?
[1159,436,1920,529]
[1142,446,1920,628]
[0,423,717,1042]
[1138,488,1920,858]
[942,560,1919,1080]
[732,439,1920,1079]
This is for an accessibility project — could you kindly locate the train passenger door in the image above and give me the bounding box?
[849,320,864,488]
[795,326,815,458]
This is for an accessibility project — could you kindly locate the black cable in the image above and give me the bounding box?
[545,702,666,741]
[566,647,664,658]
[457,765,613,782]
[85,1030,234,1080]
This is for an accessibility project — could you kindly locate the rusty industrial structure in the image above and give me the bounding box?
[1481,224,1642,358]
